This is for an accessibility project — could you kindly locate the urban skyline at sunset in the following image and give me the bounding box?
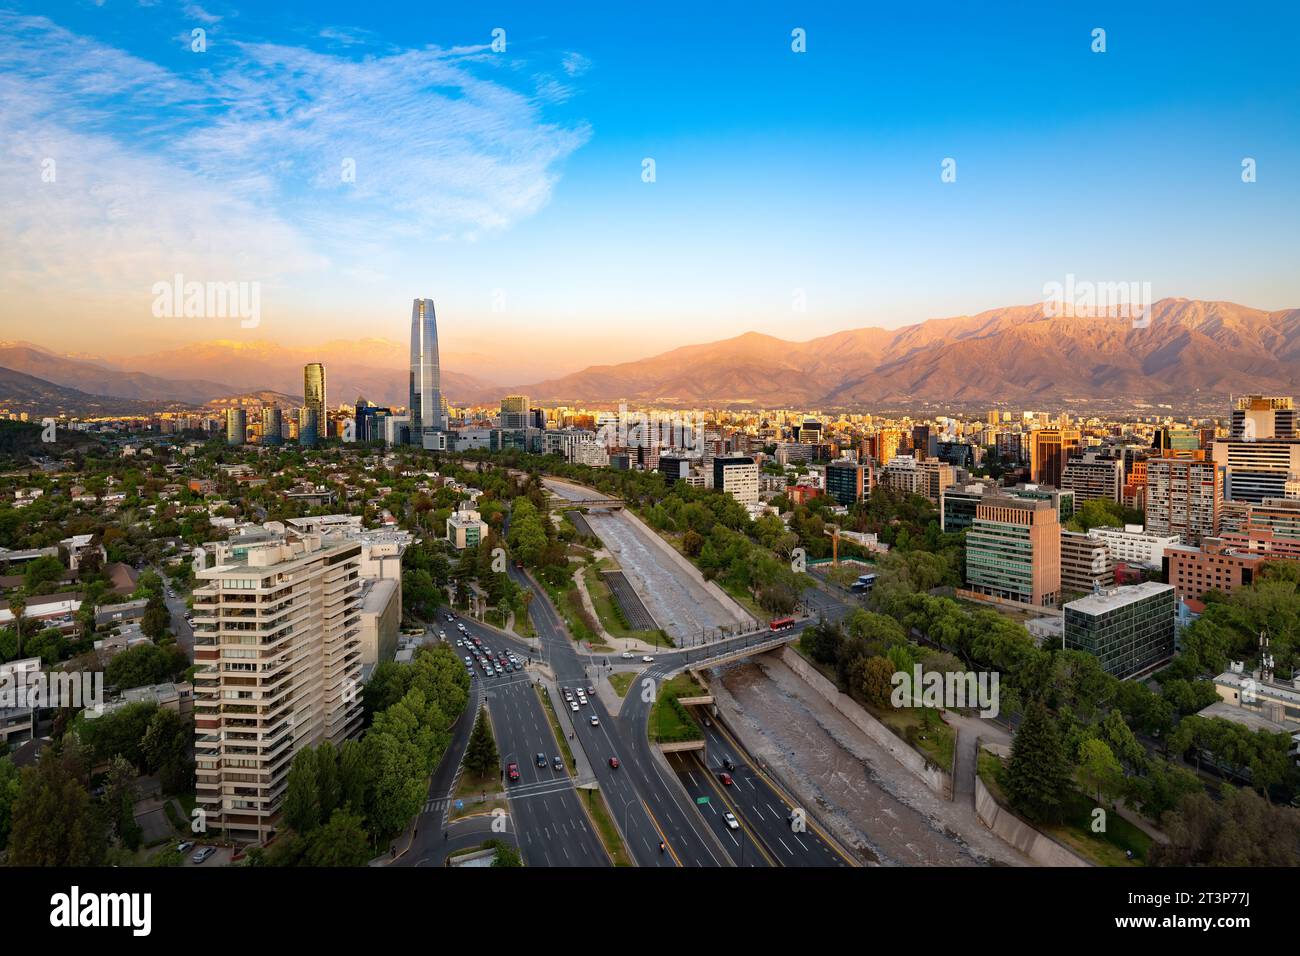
[2,1,1299,378]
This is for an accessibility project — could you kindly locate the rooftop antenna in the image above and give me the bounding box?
[1260,627,1274,684]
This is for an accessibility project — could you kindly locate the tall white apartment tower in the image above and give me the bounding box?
[192,532,365,844]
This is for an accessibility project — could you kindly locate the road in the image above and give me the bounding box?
[508,564,727,867]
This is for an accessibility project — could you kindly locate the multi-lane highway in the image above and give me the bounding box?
[508,564,729,867]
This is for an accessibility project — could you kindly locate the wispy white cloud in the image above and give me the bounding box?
[0,9,590,323]
[561,51,591,77]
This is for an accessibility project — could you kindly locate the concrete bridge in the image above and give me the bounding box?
[555,498,625,511]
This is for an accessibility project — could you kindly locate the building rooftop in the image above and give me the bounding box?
[1065,581,1174,615]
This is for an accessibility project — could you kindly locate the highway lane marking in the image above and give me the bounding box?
[707,706,857,867]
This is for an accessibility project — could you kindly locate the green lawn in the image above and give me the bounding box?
[580,786,634,866]
[979,750,1152,866]
[867,703,956,773]
[609,672,636,698]
[647,673,705,743]
[451,769,508,821]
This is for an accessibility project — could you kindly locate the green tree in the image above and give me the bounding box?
[0,756,19,849]
[305,809,372,866]
[463,706,499,777]
[1005,701,1072,823]
[103,755,142,850]
[1075,738,1125,805]
[284,748,321,834]
[7,747,108,866]
[142,707,194,794]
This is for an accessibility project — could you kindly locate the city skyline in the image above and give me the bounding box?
[2,1,1299,374]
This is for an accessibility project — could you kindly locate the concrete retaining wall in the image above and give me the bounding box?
[779,647,953,800]
[973,745,1091,867]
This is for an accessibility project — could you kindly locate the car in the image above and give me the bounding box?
[621,651,634,659]
[642,655,655,663]
[586,687,595,696]
[570,701,580,712]
[192,846,216,864]
[439,630,447,640]
[494,666,503,675]
[445,614,454,622]
[535,753,547,768]
[552,755,563,771]
[464,656,472,664]
[608,756,620,769]
[456,639,463,647]
[719,772,733,786]
[721,758,735,772]
[723,812,739,830]
[176,841,195,854]
[506,762,520,782]
[589,715,600,726]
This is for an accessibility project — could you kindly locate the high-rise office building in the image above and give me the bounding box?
[1211,438,1300,503]
[712,456,759,505]
[192,531,364,843]
[260,406,283,446]
[298,406,318,447]
[825,459,871,506]
[1030,428,1081,487]
[1063,582,1176,678]
[225,408,246,446]
[1231,395,1297,440]
[501,395,530,430]
[303,363,327,440]
[408,298,443,445]
[964,496,1061,607]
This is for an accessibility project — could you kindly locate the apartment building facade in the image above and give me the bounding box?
[192,533,365,844]
[1146,457,1221,545]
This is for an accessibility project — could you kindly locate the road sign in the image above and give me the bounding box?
[696,796,710,805]
[455,800,464,810]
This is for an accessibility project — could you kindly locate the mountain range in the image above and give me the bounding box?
[521,298,1300,407]
[3,298,1299,415]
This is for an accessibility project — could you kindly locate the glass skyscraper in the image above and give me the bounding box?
[303,363,327,440]
[409,298,443,443]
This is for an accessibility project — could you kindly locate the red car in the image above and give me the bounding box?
[506,762,520,782]
[719,771,733,786]
[608,757,620,769]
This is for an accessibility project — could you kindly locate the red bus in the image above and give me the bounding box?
[769,617,795,631]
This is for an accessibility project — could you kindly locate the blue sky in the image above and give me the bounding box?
[1,0,1297,380]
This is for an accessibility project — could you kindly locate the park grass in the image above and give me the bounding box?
[866,702,956,773]
[535,684,577,772]
[579,785,634,867]
[452,768,508,821]
[979,750,1152,866]
[609,672,636,698]
[648,673,705,743]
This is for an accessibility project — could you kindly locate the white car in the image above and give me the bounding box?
[589,715,599,727]
[621,651,634,659]
[723,813,739,830]
[570,701,580,712]
[642,656,655,663]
